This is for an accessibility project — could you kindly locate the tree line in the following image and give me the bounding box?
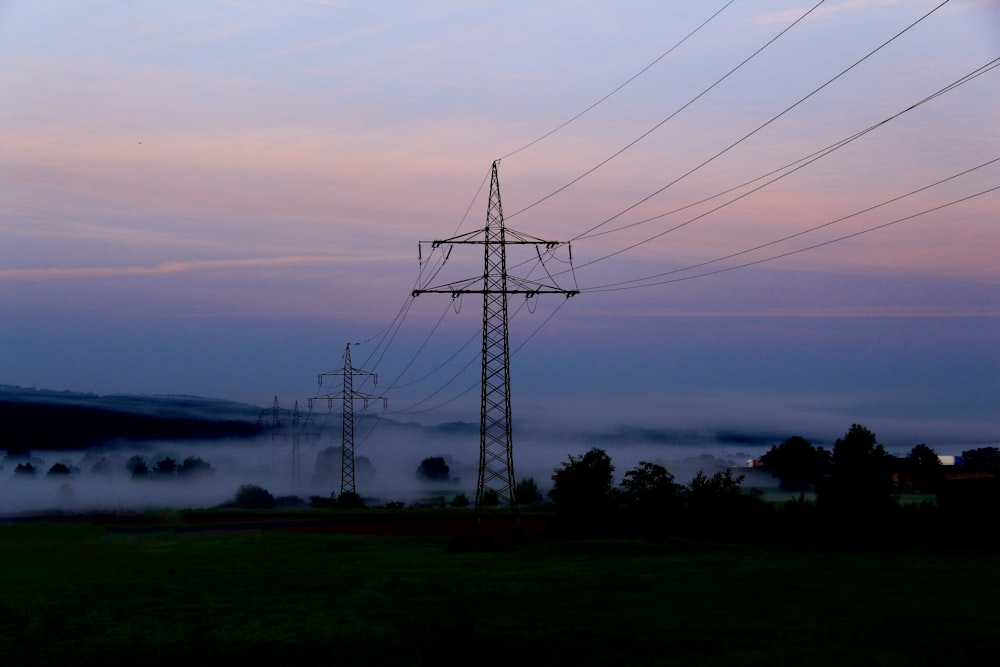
[4,452,215,480]
[544,424,1000,544]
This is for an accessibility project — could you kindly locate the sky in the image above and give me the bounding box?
[1,0,998,456]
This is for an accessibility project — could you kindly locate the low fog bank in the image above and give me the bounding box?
[0,421,768,515]
[3,387,992,514]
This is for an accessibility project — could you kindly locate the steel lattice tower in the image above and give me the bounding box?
[260,395,287,481]
[310,343,385,496]
[413,160,578,528]
[291,400,302,489]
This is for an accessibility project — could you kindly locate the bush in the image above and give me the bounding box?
[416,456,450,482]
[337,491,366,509]
[310,494,338,509]
[232,484,276,509]
[481,488,500,507]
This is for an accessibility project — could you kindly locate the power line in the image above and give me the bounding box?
[499,55,998,284]
[381,297,470,391]
[389,291,541,415]
[389,294,573,417]
[583,155,1000,291]
[499,0,739,161]
[568,0,950,242]
[581,183,1000,293]
[576,57,1000,244]
[506,0,827,221]
[558,59,1000,277]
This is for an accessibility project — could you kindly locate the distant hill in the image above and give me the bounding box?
[0,386,486,453]
[0,386,788,461]
[1,386,265,451]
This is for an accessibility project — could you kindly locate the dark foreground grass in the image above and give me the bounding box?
[1,513,998,666]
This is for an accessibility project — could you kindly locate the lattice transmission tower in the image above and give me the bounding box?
[290,400,306,490]
[260,395,288,483]
[259,396,313,491]
[309,343,385,496]
[413,160,577,528]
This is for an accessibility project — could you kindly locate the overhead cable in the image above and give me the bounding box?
[506,0,826,220]
[581,183,1000,293]
[499,0,738,161]
[568,0,950,241]
[559,58,1000,276]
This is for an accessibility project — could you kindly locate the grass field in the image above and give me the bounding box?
[1,510,998,666]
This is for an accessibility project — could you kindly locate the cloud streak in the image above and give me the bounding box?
[0,255,403,283]
[753,0,913,26]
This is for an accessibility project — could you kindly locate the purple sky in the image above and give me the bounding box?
[1,1,998,452]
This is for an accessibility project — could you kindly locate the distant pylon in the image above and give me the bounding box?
[413,160,578,530]
[260,395,287,479]
[291,400,302,489]
[310,343,385,496]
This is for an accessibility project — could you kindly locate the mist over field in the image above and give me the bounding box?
[0,418,757,515]
[1,385,992,515]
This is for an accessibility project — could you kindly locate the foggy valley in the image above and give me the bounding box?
[0,385,982,515]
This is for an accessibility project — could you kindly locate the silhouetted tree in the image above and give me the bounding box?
[515,477,543,505]
[14,462,36,476]
[759,436,829,491]
[451,493,470,508]
[907,444,944,493]
[416,456,450,482]
[47,462,72,476]
[548,448,616,518]
[818,424,895,515]
[152,457,178,476]
[620,461,682,514]
[178,456,214,477]
[126,455,149,478]
[685,468,746,512]
[232,484,276,509]
[960,446,1000,473]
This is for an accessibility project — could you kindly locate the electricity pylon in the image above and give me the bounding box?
[413,160,577,529]
[309,343,385,496]
[260,395,288,482]
[259,397,312,491]
[290,400,303,489]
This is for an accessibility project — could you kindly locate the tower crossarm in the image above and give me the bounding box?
[307,391,386,411]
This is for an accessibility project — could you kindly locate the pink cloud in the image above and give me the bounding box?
[0,255,387,283]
